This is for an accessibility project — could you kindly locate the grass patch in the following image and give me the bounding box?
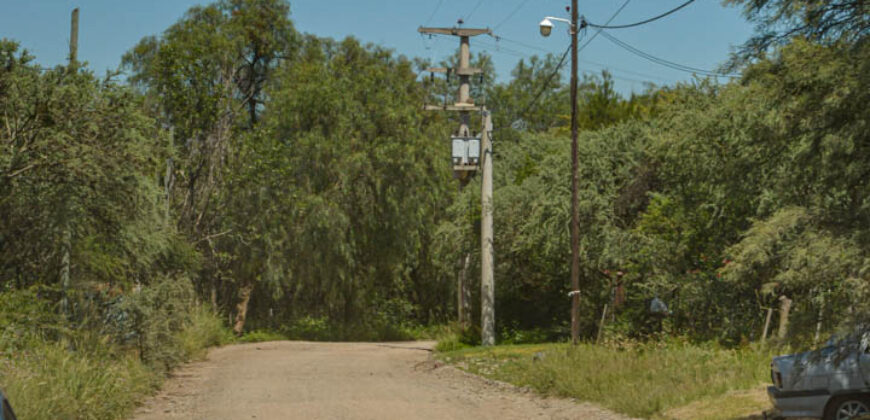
[654,387,770,420]
[239,329,289,343]
[0,304,231,420]
[438,340,773,419]
[1,340,159,420]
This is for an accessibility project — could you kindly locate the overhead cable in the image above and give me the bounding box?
[514,44,571,118]
[465,0,485,22]
[599,30,739,78]
[584,0,694,29]
[579,0,631,52]
[425,0,445,26]
[494,0,532,30]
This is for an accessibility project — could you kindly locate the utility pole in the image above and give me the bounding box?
[480,110,494,346]
[418,25,495,346]
[69,8,79,66]
[61,7,79,317]
[569,0,581,346]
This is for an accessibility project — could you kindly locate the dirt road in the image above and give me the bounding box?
[131,341,633,420]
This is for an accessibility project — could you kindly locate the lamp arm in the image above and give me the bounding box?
[544,16,572,25]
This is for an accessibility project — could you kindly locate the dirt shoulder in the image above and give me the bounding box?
[131,341,635,420]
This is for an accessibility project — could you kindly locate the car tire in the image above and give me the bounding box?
[825,396,870,420]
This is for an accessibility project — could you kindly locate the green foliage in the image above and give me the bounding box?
[724,0,869,63]
[228,35,454,332]
[238,329,287,343]
[0,41,176,292]
[178,306,235,358]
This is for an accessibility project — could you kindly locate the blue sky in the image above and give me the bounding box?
[0,0,755,94]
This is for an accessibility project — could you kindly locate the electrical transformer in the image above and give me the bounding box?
[451,135,481,168]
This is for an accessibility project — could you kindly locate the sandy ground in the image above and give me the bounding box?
[130,341,635,420]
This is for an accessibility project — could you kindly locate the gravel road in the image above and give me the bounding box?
[131,341,634,420]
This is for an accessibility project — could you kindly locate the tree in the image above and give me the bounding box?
[122,0,299,333]
[725,0,869,63]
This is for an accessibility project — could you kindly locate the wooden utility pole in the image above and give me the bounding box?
[418,26,495,346]
[61,7,79,317]
[569,0,581,345]
[480,110,494,346]
[70,8,79,66]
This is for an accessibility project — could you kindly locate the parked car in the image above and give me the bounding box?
[766,335,870,420]
[0,390,16,420]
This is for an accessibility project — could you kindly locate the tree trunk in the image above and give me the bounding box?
[232,282,254,336]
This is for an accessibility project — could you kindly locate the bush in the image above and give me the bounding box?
[178,306,235,359]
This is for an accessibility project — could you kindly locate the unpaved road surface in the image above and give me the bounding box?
[131,341,634,420]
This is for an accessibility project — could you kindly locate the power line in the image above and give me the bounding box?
[487,0,630,57]
[485,30,668,84]
[477,40,533,59]
[579,0,631,52]
[465,0,485,22]
[585,0,694,29]
[493,0,531,30]
[425,0,445,26]
[490,35,549,54]
[599,30,739,78]
[514,44,571,118]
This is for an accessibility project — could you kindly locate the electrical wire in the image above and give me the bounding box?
[465,0,486,22]
[490,0,630,55]
[598,30,739,78]
[513,44,571,118]
[584,0,694,29]
[579,0,631,52]
[424,0,445,26]
[478,40,664,85]
[493,0,532,30]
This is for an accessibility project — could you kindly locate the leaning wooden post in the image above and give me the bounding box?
[761,307,774,343]
[777,296,792,340]
[596,304,609,345]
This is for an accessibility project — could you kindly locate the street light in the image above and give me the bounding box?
[540,3,581,345]
[539,18,553,36]
[538,16,570,37]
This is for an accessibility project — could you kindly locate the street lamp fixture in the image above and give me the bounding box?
[539,18,553,36]
[538,16,571,37]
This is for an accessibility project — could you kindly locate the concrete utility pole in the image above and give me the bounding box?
[480,110,494,346]
[418,26,496,346]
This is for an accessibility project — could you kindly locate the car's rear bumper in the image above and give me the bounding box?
[767,386,828,418]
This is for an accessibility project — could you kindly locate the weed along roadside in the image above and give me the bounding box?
[436,340,775,420]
